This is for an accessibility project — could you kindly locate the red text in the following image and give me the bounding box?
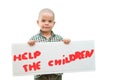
[48,49,94,66]
[13,50,41,61]
[23,61,41,72]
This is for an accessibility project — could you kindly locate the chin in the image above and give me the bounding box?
[42,30,51,32]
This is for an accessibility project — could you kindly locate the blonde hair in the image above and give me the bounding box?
[38,8,55,20]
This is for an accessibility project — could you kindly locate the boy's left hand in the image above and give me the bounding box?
[63,39,71,44]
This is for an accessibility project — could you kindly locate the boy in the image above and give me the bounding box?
[28,8,70,80]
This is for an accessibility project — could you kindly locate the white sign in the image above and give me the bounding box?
[12,41,95,76]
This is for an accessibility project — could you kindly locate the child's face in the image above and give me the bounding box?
[37,12,55,32]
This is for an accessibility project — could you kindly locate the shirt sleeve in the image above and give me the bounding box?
[56,34,63,41]
[29,34,40,41]
[30,36,36,40]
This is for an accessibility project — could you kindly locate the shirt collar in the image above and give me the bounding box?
[39,30,55,37]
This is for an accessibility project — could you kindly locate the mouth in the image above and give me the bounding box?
[43,27,50,28]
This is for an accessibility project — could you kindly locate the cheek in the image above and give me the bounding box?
[38,22,43,26]
[51,23,55,27]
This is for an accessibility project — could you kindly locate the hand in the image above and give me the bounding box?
[63,39,71,44]
[27,40,36,46]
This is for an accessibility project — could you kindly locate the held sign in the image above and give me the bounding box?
[12,41,95,76]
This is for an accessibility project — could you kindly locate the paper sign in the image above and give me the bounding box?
[12,41,95,76]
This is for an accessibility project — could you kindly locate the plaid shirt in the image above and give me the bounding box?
[30,30,63,79]
[30,31,63,42]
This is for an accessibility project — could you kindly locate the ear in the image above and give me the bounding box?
[37,20,39,25]
[54,21,56,25]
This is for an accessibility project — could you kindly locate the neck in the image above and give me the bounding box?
[41,31,52,39]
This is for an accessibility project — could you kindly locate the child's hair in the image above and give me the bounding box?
[38,8,55,20]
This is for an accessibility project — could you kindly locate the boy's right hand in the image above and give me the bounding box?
[27,40,36,46]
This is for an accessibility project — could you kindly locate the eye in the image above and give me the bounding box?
[49,20,52,23]
[41,19,45,22]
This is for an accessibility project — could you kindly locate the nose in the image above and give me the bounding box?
[45,21,49,25]
[45,21,49,24]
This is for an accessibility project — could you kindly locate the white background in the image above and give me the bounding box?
[0,0,120,80]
